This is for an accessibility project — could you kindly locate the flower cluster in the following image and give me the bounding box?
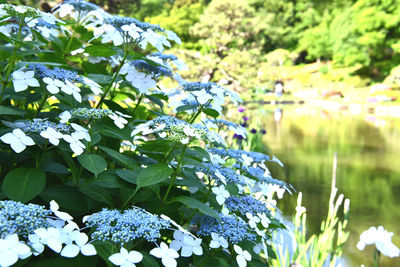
[208,148,282,166]
[25,119,71,134]
[193,163,245,185]
[205,119,247,138]
[0,200,97,266]
[225,195,270,217]
[27,64,102,96]
[84,207,171,244]
[53,0,107,23]
[169,81,241,114]
[67,108,113,120]
[192,214,256,244]
[131,115,224,145]
[0,201,51,238]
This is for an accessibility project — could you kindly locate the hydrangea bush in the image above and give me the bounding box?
[0,2,290,266]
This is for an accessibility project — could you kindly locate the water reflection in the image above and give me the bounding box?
[258,107,400,266]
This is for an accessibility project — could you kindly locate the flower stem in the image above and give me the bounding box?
[1,19,24,102]
[162,145,187,203]
[132,94,144,116]
[95,50,129,109]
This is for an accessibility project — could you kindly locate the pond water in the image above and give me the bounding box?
[243,106,400,266]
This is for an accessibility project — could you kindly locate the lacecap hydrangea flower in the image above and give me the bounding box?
[84,207,170,244]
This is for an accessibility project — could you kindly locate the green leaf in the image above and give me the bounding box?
[77,154,107,176]
[116,169,138,184]
[98,146,138,169]
[94,172,125,188]
[172,196,220,220]
[86,73,113,84]
[92,241,118,264]
[0,106,26,116]
[40,185,88,212]
[85,44,116,57]
[141,252,161,266]
[203,108,220,118]
[136,164,173,189]
[190,146,211,161]
[40,161,69,174]
[2,168,46,203]
[80,183,113,206]
[139,140,171,153]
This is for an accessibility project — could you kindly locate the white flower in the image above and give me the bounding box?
[109,113,129,129]
[257,213,271,228]
[121,66,157,94]
[234,245,251,267]
[0,128,35,153]
[70,123,91,142]
[60,232,96,258]
[59,111,71,123]
[12,70,39,92]
[28,234,45,256]
[121,23,142,39]
[241,154,253,167]
[82,76,102,95]
[170,231,202,257]
[246,213,260,229]
[65,80,82,102]
[40,127,64,146]
[56,4,74,17]
[0,234,31,267]
[209,232,228,249]
[192,89,212,105]
[166,30,181,45]
[43,77,64,94]
[32,227,63,253]
[212,185,230,205]
[357,226,400,258]
[109,247,143,267]
[50,200,73,221]
[63,133,86,155]
[94,24,123,46]
[150,242,179,267]
[139,29,168,52]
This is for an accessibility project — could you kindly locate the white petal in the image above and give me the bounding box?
[192,245,203,256]
[127,250,143,263]
[61,244,80,258]
[74,232,88,247]
[13,79,28,92]
[243,250,252,261]
[10,140,26,153]
[81,244,97,256]
[234,245,243,254]
[12,242,31,256]
[149,247,163,258]
[19,135,35,146]
[47,238,62,253]
[47,84,60,94]
[209,240,220,249]
[0,133,18,144]
[161,256,177,267]
[26,77,39,87]
[169,240,182,251]
[0,250,18,267]
[70,142,84,155]
[236,255,247,267]
[180,246,193,257]
[109,253,125,265]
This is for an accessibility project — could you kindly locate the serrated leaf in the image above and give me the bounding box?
[2,168,46,202]
[77,154,107,176]
[172,196,220,220]
[136,164,173,189]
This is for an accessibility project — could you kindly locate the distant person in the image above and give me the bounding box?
[274,80,284,97]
